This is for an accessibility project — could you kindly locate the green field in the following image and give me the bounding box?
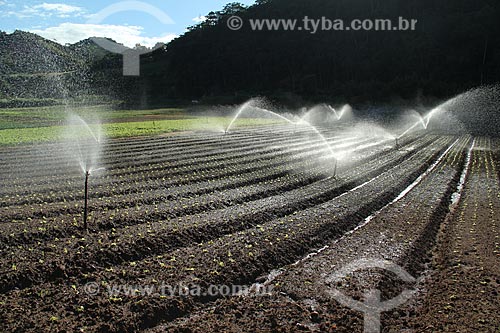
[0,106,280,145]
[0,105,188,130]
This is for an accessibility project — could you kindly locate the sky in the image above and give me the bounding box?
[0,0,256,47]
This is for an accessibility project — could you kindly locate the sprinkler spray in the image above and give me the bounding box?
[83,170,90,231]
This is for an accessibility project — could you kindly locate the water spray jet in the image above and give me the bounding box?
[328,105,341,120]
[226,99,339,177]
[328,104,351,121]
[397,108,440,140]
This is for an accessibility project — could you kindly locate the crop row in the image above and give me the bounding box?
[0,123,326,161]
[0,134,418,226]
[0,135,402,248]
[0,135,374,207]
[0,124,275,161]
[0,124,338,168]
[0,126,349,192]
[0,126,338,181]
[0,134,409,250]
[0,160,328,247]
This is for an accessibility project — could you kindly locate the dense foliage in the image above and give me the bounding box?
[138,0,500,105]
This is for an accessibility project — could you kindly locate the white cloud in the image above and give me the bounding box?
[192,15,206,23]
[30,23,177,48]
[2,2,85,18]
[2,10,32,19]
[34,3,82,14]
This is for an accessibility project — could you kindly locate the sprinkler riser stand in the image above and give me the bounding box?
[84,171,89,230]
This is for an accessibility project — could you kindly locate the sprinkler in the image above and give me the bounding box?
[82,167,105,231]
[64,115,104,231]
[395,138,400,149]
[332,158,338,180]
[83,170,90,231]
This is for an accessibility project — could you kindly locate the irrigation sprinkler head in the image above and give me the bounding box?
[395,138,400,150]
[331,157,339,180]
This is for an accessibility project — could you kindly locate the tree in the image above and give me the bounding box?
[221,2,247,16]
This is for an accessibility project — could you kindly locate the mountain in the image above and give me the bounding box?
[0,30,80,75]
[0,31,118,106]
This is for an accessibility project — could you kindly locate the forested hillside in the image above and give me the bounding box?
[139,0,500,105]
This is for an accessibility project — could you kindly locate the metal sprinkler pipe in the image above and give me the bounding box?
[84,170,90,231]
[333,158,338,179]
